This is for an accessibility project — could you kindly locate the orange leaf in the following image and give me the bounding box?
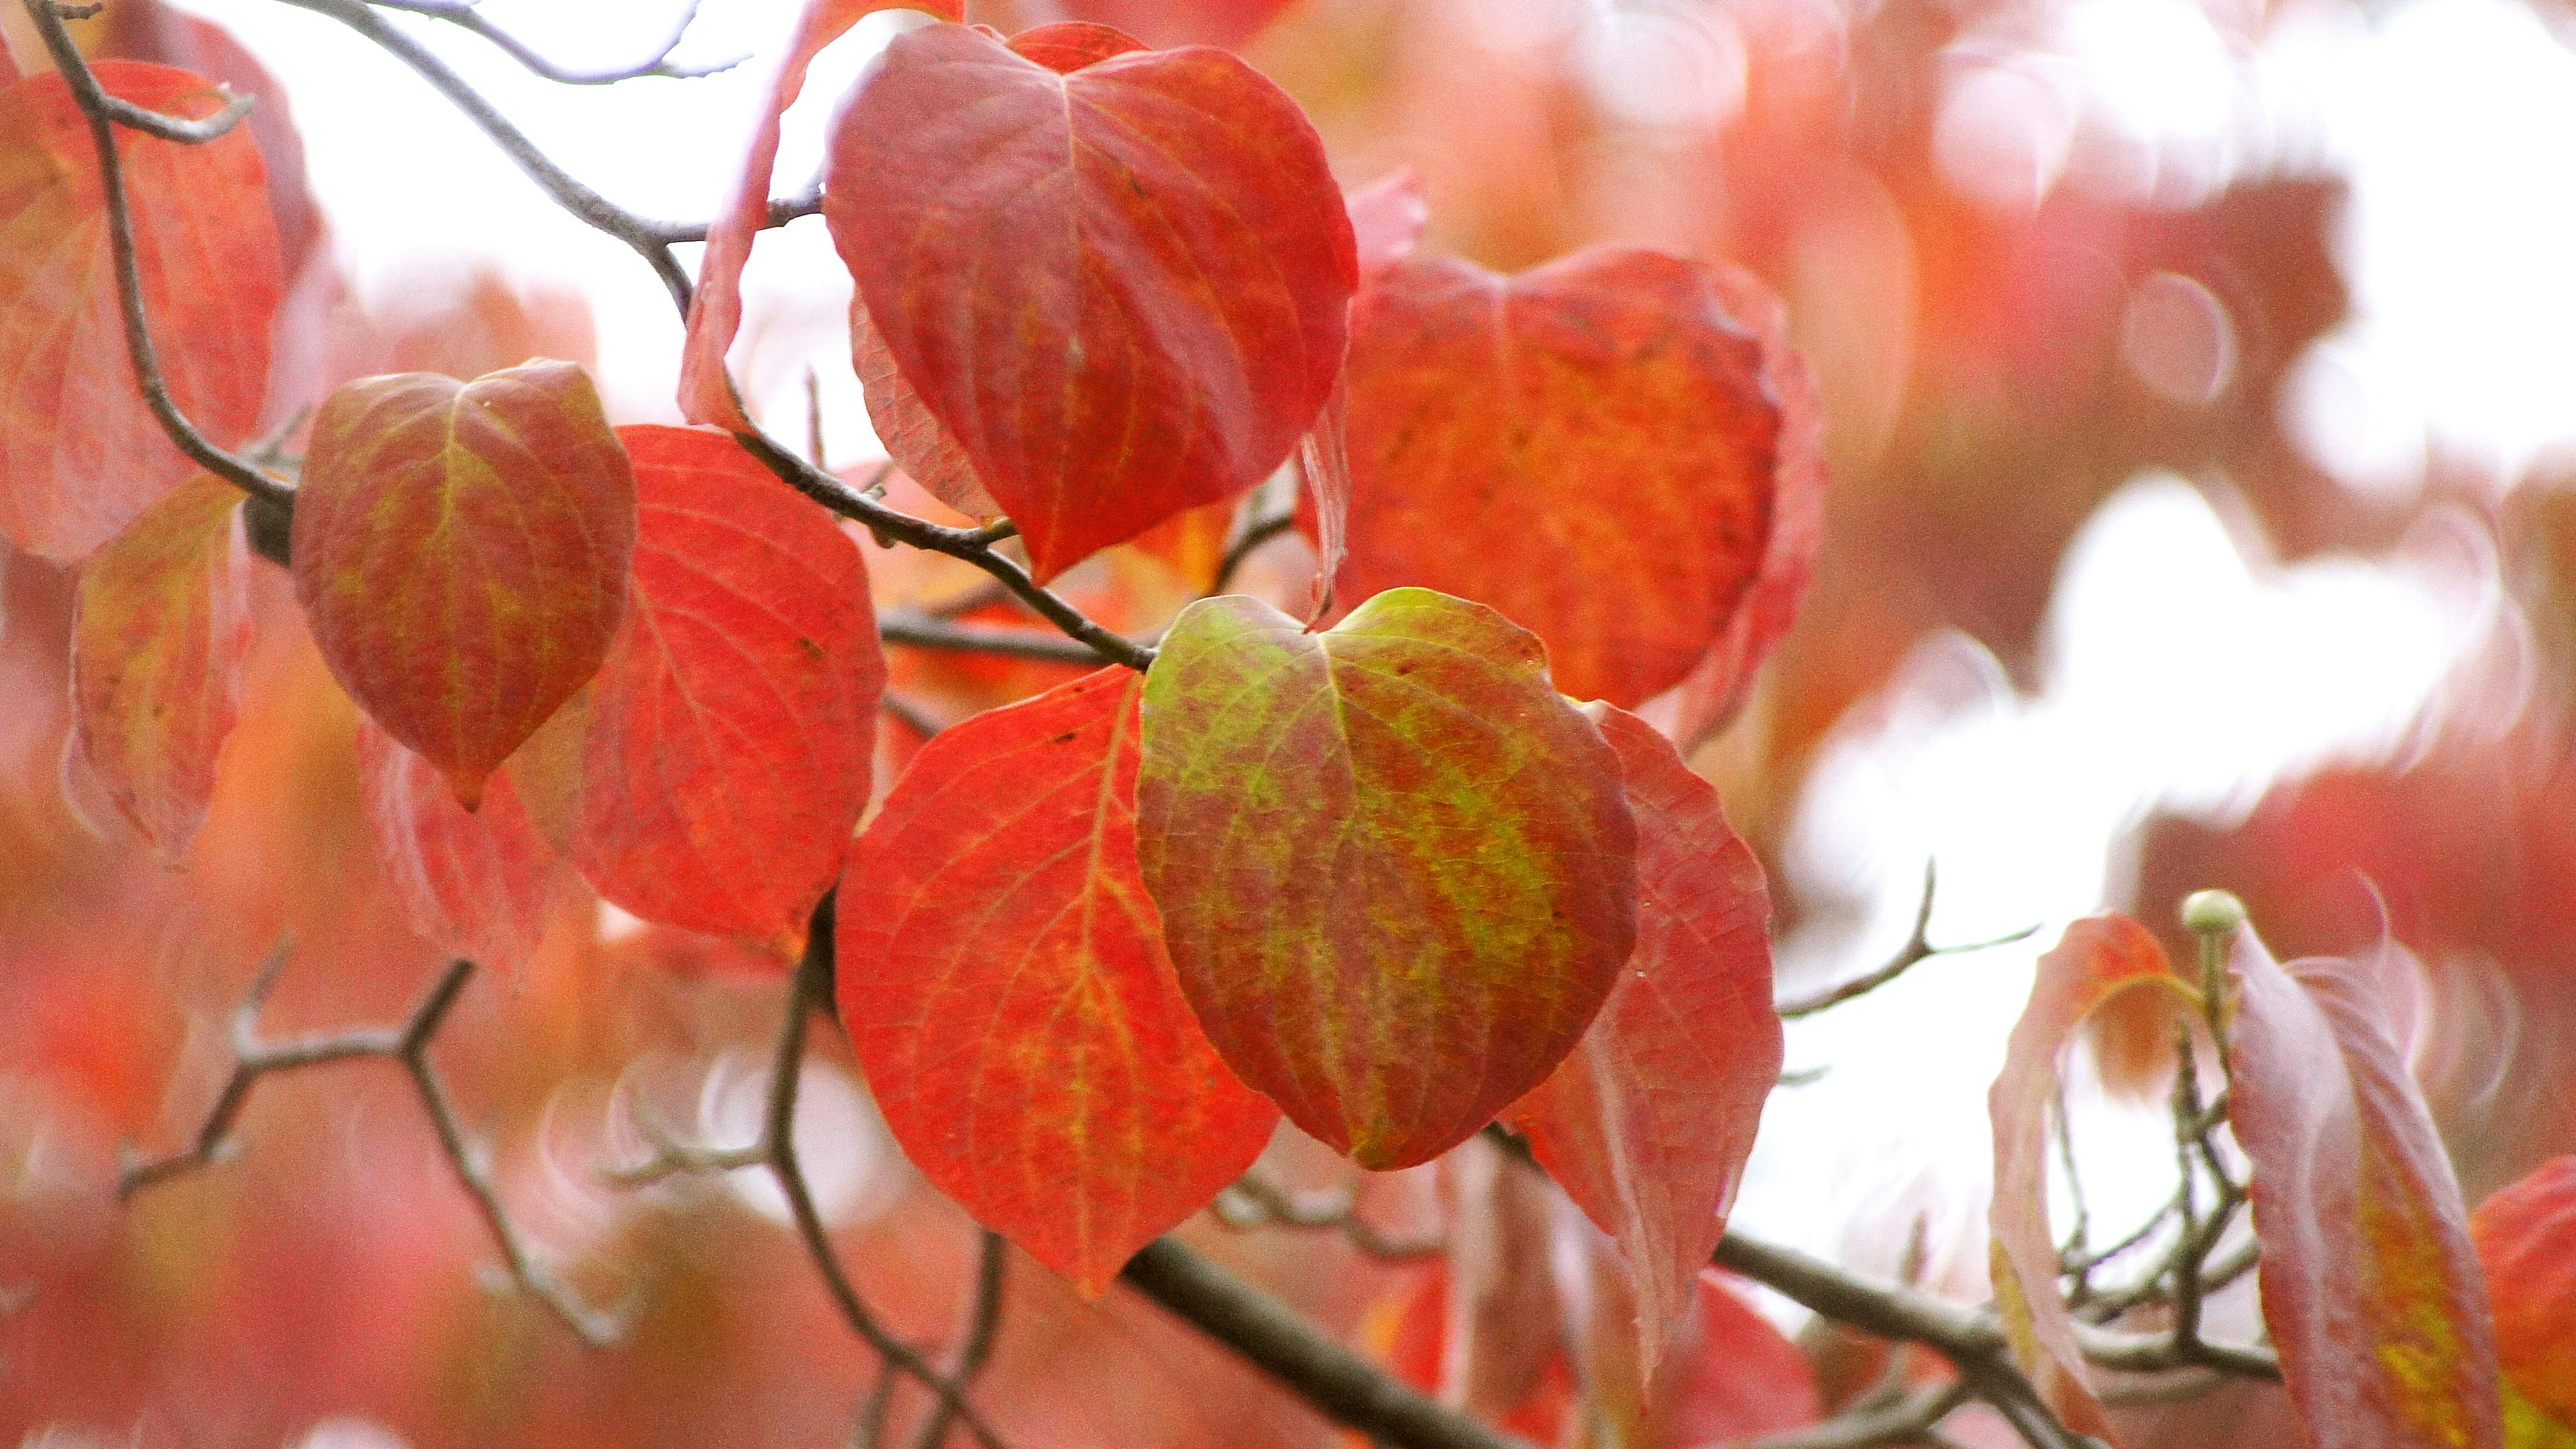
[1506,700,1780,1377]
[358,721,561,970]
[68,473,250,855]
[676,0,963,432]
[2473,1158,2576,1438]
[824,22,1356,582]
[838,667,1277,1293]
[1328,249,1789,708]
[290,362,635,809]
[2230,933,2504,1449]
[562,425,881,941]
[0,63,280,559]
[1135,588,1637,1169]
[1987,913,2190,1438]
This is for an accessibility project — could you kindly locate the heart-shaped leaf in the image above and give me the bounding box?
[839,667,1277,1293]
[291,362,635,809]
[1136,588,1636,1169]
[1326,249,1786,708]
[824,22,1356,582]
[0,62,280,559]
[68,474,252,856]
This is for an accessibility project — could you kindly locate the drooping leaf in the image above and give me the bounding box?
[676,0,965,432]
[1296,378,1348,623]
[838,667,1277,1293]
[559,425,880,942]
[824,22,1357,582]
[0,62,280,559]
[1135,588,1637,1169]
[2473,1158,2576,1436]
[2229,932,2504,1449]
[68,474,250,855]
[1505,700,1780,1377]
[290,362,635,809]
[1325,248,1784,708]
[1986,912,2192,1438]
[357,720,560,970]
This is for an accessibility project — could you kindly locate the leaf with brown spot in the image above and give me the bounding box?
[290,362,635,809]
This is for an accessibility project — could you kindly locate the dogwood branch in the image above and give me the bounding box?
[366,0,741,85]
[1776,861,2039,1019]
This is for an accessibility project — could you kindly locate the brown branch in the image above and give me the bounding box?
[1777,861,2038,1019]
[117,950,629,1346]
[1214,508,1297,595]
[1733,1381,1972,1449]
[912,1230,1008,1449]
[1212,1173,1446,1261]
[878,609,1128,667]
[649,186,826,246]
[368,0,741,85]
[25,0,294,510]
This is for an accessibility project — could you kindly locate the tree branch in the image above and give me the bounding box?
[1777,862,2038,1019]
[24,0,295,510]
[879,608,1128,667]
[367,0,742,85]
[912,1229,1008,1449]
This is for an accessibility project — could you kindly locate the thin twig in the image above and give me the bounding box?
[645,186,826,246]
[1731,1381,1972,1449]
[878,610,1127,667]
[1213,509,1297,595]
[25,0,294,509]
[1212,1173,1446,1261]
[118,951,629,1346]
[912,1230,1008,1449]
[368,0,741,85]
[1778,862,2038,1019]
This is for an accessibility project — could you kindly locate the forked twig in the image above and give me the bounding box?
[1777,862,2039,1019]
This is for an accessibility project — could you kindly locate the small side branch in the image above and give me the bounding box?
[1778,862,2038,1019]
[368,0,741,85]
[1212,1172,1446,1261]
[119,951,629,1346]
[879,609,1130,667]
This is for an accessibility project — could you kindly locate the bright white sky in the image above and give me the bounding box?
[98,0,2576,1297]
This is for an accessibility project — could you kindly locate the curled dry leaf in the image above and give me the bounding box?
[0,62,280,559]
[291,362,635,810]
[2229,931,2504,1449]
[1506,700,1780,1379]
[1327,249,1787,708]
[1986,912,2192,1439]
[2471,1157,2576,1444]
[824,21,1356,582]
[357,720,560,971]
[68,474,251,856]
[839,668,1277,1294]
[1136,588,1637,1169]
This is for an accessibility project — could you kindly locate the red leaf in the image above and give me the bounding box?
[1666,266,1829,749]
[676,0,965,431]
[1053,0,1297,49]
[291,362,635,809]
[564,425,881,941]
[2229,932,2504,1449]
[837,667,1277,1293]
[824,23,1356,582]
[1135,588,1637,1170]
[1006,21,1148,72]
[1986,913,2190,1437]
[853,295,996,519]
[1505,701,1780,1376]
[2471,1158,2576,1434]
[1660,1273,1826,1443]
[68,474,250,855]
[358,720,560,969]
[0,62,280,559]
[1296,377,1349,623]
[1327,248,1786,708]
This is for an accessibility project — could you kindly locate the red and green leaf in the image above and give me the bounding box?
[2229,932,2504,1449]
[1135,588,1638,1170]
[290,362,635,809]
[358,720,561,970]
[68,473,251,855]
[0,62,280,559]
[1505,700,1780,1376]
[1986,912,2193,1437]
[676,0,963,431]
[559,425,879,943]
[823,22,1356,582]
[837,667,1277,1293]
[1324,248,1784,708]
[2472,1157,2576,1444]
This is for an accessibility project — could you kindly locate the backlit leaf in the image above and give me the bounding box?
[1986,913,2191,1438]
[824,22,1356,582]
[566,425,880,942]
[2229,932,2504,1449]
[1505,700,1780,1377]
[2471,1157,2576,1434]
[1346,170,1428,282]
[68,474,250,855]
[853,294,994,519]
[0,62,280,559]
[838,667,1277,1293]
[676,0,963,432]
[291,362,635,809]
[1326,249,1784,707]
[358,720,559,970]
[1135,588,1637,1169]
[1055,0,1297,48]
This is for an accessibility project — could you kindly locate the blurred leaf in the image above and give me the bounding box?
[358,720,559,969]
[2472,1157,2576,1436]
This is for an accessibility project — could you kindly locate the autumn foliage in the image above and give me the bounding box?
[3,0,2573,1447]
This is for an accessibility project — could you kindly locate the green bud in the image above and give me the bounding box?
[2180,889,2247,938]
